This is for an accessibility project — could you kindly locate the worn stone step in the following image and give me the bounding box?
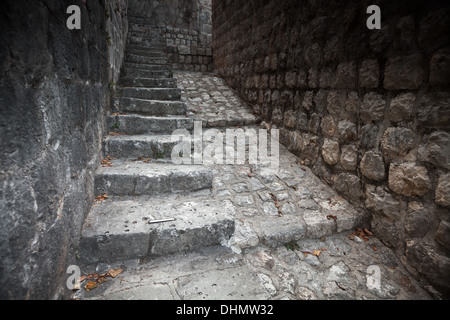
[119,77,177,88]
[118,88,181,101]
[126,39,166,49]
[80,196,236,263]
[115,98,187,116]
[125,49,166,58]
[121,68,172,78]
[94,161,213,197]
[103,134,178,159]
[126,44,166,53]
[123,62,170,72]
[107,114,193,134]
[128,38,165,47]
[127,31,165,43]
[125,55,167,65]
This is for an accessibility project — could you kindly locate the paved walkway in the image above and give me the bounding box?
[74,71,431,300]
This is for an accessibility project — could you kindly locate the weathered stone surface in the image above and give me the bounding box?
[345,91,360,114]
[416,92,450,129]
[361,93,386,123]
[406,240,450,294]
[0,0,128,299]
[359,124,379,149]
[384,54,424,90]
[371,214,403,251]
[418,8,450,53]
[359,59,379,88]
[338,121,357,142]
[430,48,450,86]
[321,115,337,137]
[365,185,401,220]
[435,221,450,251]
[283,110,297,129]
[322,139,340,165]
[334,173,363,202]
[326,91,342,117]
[381,127,417,159]
[360,151,385,181]
[301,134,320,164]
[405,202,432,238]
[418,131,450,170]
[340,145,358,171]
[435,173,450,208]
[334,61,356,89]
[388,163,431,197]
[388,93,415,123]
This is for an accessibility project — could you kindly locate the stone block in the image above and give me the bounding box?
[435,173,450,208]
[388,93,415,123]
[359,124,379,149]
[365,184,401,220]
[334,173,363,203]
[418,8,450,53]
[340,145,358,171]
[430,48,450,86]
[381,127,417,159]
[334,61,356,89]
[384,54,424,90]
[338,120,357,142]
[418,131,450,170]
[388,163,431,197]
[435,221,450,251]
[322,139,340,165]
[416,92,450,129]
[360,151,385,181]
[361,92,386,123]
[359,59,379,88]
[321,115,336,137]
[405,202,431,238]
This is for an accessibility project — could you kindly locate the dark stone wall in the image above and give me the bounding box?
[0,0,127,299]
[212,0,450,297]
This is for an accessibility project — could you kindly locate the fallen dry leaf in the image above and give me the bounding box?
[108,268,123,278]
[95,194,109,203]
[313,249,321,257]
[326,214,337,221]
[84,281,97,292]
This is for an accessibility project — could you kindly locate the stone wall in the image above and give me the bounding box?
[212,0,450,297]
[0,0,128,299]
[129,0,213,71]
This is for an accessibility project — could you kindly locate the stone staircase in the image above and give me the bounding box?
[79,17,235,264]
[78,16,364,267]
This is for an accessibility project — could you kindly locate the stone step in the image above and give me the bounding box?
[119,77,177,88]
[127,35,165,43]
[94,161,213,197]
[123,62,169,72]
[80,196,235,263]
[128,38,165,47]
[125,54,167,65]
[126,39,166,49]
[103,134,178,159]
[125,49,166,58]
[126,44,166,53]
[118,88,181,101]
[121,68,172,78]
[107,114,193,134]
[115,97,187,116]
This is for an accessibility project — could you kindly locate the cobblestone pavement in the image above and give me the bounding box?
[75,72,432,300]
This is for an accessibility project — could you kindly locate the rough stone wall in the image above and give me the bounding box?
[0,0,127,299]
[213,0,450,297]
[129,0,213,71]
